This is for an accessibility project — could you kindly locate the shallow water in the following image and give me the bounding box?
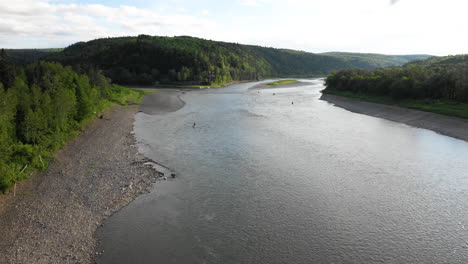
[97,80,468,263]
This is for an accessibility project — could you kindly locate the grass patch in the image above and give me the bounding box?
[107,85,157,106]
[323,89,468,119]
[267,80,298,86]
[199,80,243,88]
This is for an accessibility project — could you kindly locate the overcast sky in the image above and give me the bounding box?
[1,0,467,56]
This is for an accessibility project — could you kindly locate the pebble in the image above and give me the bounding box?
[0,106,161,263]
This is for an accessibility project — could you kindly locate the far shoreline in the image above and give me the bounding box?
[321,93,468,143]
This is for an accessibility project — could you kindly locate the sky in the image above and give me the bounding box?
[1,0,467,56]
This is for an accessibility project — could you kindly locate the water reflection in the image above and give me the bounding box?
[98,80,468,264]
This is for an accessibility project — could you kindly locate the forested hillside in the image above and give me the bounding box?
[5,49,62,65]
[324,54,468,118]
[405,54,468,67]
[45,35,430,86]
[321,52,431,69]
[0,50,146,191]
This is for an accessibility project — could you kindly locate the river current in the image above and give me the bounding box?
[97,80,468,263]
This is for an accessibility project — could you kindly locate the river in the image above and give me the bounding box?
[97,80,468,263]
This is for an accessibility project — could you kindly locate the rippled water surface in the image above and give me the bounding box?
[97,80,468,263]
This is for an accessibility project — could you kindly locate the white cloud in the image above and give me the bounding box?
[226,0,468,56]
[1,0,468,55]
[239,0,272,7]
[0,0,214,48]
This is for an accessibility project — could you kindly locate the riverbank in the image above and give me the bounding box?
[323,89,468,119]
[0,105,160,264]
[321,93,468,142]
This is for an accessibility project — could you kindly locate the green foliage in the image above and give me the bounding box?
[46,35,272,86]
[105,84,152,105]
[324,54,468,118]
[0,59,145,192]
[0,49,17,88]
[43,35,429,86]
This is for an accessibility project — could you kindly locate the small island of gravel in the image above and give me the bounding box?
[250,80,312,90]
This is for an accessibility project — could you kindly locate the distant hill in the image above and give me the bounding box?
[405,54,468,67]
[5,49,62,65]
[41,35,431,85]
[321,52,432,68]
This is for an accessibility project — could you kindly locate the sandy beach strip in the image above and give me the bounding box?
[0,103,164,264]
[321,94,468,142]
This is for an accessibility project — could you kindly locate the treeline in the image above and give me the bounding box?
[325,58,468,102]
[0,50,144,191]
[322,52,431,69]
[4,48,62,65]
[44,35,428,86]
[47,35,275,86]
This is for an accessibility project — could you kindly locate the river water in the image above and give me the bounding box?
[97,80,468,263]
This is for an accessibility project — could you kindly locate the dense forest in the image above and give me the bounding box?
[43,35,430,86]
[325,55,468,101]
[324,54,468,117]
[5,49,62,65]
[0,50,145,191]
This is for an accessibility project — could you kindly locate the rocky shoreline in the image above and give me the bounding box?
[0,105,161,264]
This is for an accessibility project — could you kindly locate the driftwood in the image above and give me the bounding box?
[20,164,28,173]
[15,164,29,197]
[39,155,45,169]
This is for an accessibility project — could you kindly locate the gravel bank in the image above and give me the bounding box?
[321,94,468,142]
[0,105,160,264]
[139,91,186,114]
